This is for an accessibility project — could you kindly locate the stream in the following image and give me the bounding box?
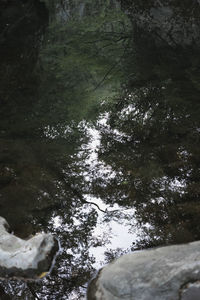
[0,0,200,299]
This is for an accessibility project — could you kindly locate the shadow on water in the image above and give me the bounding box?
[0,0,200,298]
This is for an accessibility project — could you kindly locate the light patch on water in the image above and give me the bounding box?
[49,114,188,273]
[52,216,62,228]
[89,217,138,268]
[79,118,116,182]
[159,176,186,194]
[74,117,141,268]
[43,124,73,139]
[83,195,139,269]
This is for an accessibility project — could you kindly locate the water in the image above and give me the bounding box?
[0,0,200,299]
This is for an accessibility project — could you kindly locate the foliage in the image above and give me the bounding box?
[0,1,131,298]
[94,26,200,247]
[35,0,131,125]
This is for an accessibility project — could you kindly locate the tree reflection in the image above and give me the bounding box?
[1,0,200,299]
[95,4,200,248]
[0,0,131,298]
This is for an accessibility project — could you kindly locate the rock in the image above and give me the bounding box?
[87,241,200,300]
[0,216,59,280]
[180,281,200,300]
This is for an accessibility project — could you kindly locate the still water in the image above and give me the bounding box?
[0,0,200,299]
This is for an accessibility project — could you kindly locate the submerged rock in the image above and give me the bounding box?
[0,216,59,280]
[87,241,200,300]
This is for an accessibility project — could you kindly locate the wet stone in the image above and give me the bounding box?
[180,281,200,300]
[0,216,59,280]
[87,241,200,300]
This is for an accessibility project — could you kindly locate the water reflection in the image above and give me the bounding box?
[0,0,200,299]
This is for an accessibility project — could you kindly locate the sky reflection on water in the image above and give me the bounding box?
[0,0,200,299]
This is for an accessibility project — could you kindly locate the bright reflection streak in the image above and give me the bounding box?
[50,115,141,270]
[76,116,140,267]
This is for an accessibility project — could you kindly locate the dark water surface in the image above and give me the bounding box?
[0,0,200,299]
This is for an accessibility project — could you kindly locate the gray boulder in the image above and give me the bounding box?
[0,216,59,279]
[87,241,200,300]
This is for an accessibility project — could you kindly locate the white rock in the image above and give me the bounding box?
[0,216,58,279]
[87,241,200,300]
